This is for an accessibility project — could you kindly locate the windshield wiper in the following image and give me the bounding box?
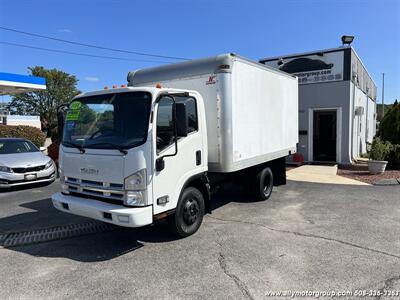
[86,142,128,155]
[62,141,85,154]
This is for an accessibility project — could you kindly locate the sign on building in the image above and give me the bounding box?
[265,51,344,85]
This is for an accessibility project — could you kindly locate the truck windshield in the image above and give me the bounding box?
[62,92,152,150]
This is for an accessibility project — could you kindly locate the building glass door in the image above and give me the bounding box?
[313,110,337,162]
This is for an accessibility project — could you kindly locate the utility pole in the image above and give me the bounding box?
[382,73,385,119]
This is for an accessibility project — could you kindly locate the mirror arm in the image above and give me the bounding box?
[155,96,179,172]
[57,104,69,142]
[159,96,178,160]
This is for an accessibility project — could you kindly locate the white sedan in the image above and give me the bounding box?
[0,138,56,188]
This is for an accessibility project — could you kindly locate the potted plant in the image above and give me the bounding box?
[368,138,392,174]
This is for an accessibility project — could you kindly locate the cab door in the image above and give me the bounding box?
[152,95,204,215]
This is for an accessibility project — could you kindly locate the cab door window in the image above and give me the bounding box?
[185,98,198,133]
[156,97,175,153]
[176,97,198,133]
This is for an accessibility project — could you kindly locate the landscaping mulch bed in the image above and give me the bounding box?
[338,164,400,185]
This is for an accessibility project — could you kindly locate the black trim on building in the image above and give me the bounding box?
[260,48,348,63]
[342,47,351,81]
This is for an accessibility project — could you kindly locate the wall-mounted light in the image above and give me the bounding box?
[341,35,355,46]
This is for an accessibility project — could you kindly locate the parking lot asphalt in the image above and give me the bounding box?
[1,180,400,300]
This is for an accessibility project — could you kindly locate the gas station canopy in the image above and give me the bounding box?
[0,72,46,95]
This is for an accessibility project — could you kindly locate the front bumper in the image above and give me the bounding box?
[51,192,153,228]
[0,167,56,188]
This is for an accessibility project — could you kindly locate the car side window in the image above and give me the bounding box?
[156,97,174,153]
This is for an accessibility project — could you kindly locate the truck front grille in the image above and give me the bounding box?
[65,177,124,203]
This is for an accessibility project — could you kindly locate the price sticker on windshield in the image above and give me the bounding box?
[66,110,80,121]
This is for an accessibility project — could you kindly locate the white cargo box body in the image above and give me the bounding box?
[128,54,298,173]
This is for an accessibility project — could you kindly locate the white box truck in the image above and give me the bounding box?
[52,53,298,237]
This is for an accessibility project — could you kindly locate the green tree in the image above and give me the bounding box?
[97,110,114,131]
[73,104,98,136]
[10,66,80,137]
[379,100,400,144]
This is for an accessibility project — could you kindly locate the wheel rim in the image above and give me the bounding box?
[182,198,200,226]
[263,173,272,197]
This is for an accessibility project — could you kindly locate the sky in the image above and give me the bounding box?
[0,0,399,103]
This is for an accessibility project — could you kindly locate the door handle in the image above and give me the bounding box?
[196,150,201,166]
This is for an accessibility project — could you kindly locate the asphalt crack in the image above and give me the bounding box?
[376,275,400,300]
[207,216,400,260]
[217,252,255,300]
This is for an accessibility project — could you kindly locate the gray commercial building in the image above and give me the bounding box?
[260,46,376,164]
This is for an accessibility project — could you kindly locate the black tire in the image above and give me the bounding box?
[252,167,274,201]
[169,187,205,238]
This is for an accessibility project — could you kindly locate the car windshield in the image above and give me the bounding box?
[62,91,152,149]
[0,140,40,154]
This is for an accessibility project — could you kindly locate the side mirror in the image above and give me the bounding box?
[175,102,188,137]
[39,146,46,152]
[156,157,165,172]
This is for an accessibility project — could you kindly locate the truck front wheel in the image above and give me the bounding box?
[169,187,205,238]
[253,167,274,201]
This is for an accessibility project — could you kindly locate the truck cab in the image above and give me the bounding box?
[52,86,210,237]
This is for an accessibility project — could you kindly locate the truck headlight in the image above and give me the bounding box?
[61,183,70,195]
[124,169,147,206]
[59,169,65,183]
[124,169,146,191]
[59,169,69,194]
[124,190,147,206]
[0,165,13,173]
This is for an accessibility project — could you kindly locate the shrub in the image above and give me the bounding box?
[368,137,392,161]
[379,100,400,144]
[0,125,46,147]
[388,144,400,169]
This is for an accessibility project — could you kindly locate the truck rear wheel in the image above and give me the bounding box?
[169,187,205,238]
[253,167,274,201]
